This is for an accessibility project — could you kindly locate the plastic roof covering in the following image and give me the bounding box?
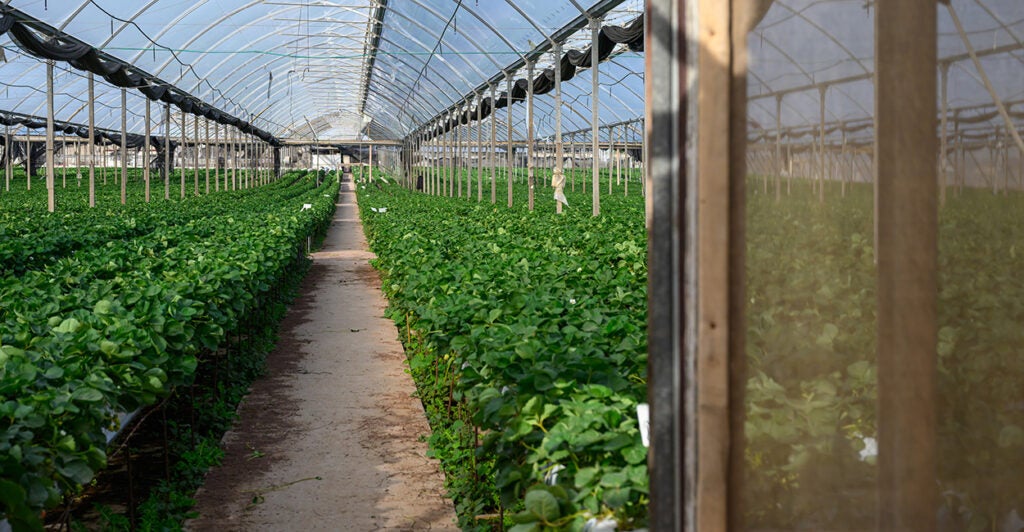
[747,0,1024,146]
[0,0,644,143]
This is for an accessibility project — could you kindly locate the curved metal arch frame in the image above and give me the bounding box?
[372,2,521,127]
[125,0,514,139]
[8,0,649,144]
[223,22,479,134]
[385,0,536,124]
[101,0,525,140]
[7,58,151,129]
[748,29,873,124]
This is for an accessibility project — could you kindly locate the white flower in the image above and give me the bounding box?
[859,436,878,461]
[569,298,577,305]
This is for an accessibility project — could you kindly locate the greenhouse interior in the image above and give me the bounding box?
[0,0,1021,530]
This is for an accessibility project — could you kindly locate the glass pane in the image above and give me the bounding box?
[936,2,1024,529]
[743,1,878,528]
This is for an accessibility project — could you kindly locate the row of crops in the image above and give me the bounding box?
[745,178,1024,529]
[357,172,648,531]
[363,167,1024,530]
[0,170,338,530]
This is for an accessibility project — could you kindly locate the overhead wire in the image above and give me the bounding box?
[85,0,261,129]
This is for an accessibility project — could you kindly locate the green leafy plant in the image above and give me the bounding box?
[358,173,648,530]
[0,170,337,529]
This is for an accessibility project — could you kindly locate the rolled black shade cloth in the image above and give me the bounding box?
[0,12,281,145]
[421,13,643,142]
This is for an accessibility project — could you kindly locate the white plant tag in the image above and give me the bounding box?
[637,403,650,447]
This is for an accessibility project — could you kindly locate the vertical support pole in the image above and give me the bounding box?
[249,133,254,188]
[591,16,602,216]
[25,131,31,191]
[490,83,497,204]
[442,118,449,194]
[144,97,151,203]
[229,127,235,190]
[180,108,186,199]
[615,125,622,187]
[242,132,247,189]
[457,111,463,198]
[452,118,457,196]
[506,71,514,208]
[164,104,170,200]
[4,124,9,192]
[527,59,536,211]
[876,1,937,529]
[446,114,450,195]
[205,119,211,194]
[465,118,471,197]
[571,133,576,192]
[214,122,220,192]
[46,60,55,213]
[1002,129,1010,195]
[646,0,687,529]
[241,132,246,189]
[818,85,826,203]
[61,138,66,189]
[369,143,374,181]
[194,114,199,195]
[76,139,82,186]
[227,127,232,191]
[606,126,612,196]
[841,130,848,197]
[121,88,127,205]
[477,92,483,202]
[621,128,627,194]
[554,43,566,214]
[774,94,782,201]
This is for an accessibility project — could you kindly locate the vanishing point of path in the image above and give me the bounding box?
[187,175,458,531]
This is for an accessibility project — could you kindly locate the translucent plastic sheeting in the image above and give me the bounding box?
[1,0,645,143]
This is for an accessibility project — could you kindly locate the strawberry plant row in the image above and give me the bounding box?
[358,176,648,531]
[0,170,313,277]
[0,171,337,529]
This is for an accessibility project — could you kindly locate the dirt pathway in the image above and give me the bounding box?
[187,174,457,531]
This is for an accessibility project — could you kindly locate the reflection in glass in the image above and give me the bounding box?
[743,1,1024,529]
[743,2,878,528]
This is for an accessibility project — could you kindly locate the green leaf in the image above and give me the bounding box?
[815,323,839,348]
[53,318,81,334]
[574,466,600,488]
[524,488,561,522]
[600,470,628,489]
[0,479,42,531]
[58,460,95,485]
[93,300,114,316]
[99,340,119,356]
[622,444,647,465]
[602,486,632,509]
[71,387,103,402]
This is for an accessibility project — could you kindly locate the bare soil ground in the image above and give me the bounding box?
[187,176,457,531]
